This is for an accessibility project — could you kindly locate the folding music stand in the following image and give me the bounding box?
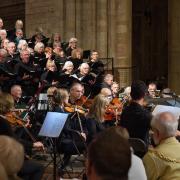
[39,112,69,180]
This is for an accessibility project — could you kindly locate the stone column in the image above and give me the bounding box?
[168,0,180,94]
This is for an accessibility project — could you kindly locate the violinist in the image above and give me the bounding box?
[52,88,69,112]
[111,81,120,98]
[86,94,110,144]
[0,92,44,180]
[10,84,25,109]
[69,82,84,105]
[52,88,87,174]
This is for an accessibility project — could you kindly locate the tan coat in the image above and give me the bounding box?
[143,137,180,180]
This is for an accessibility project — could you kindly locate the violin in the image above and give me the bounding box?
[5,112,27,127]
[64,103,88,114]
[75,95,93,108]
[104,97,123,122]
[5,112,36,142]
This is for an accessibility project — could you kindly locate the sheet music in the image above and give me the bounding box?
[39,112,69,137]
[152,105,180,120]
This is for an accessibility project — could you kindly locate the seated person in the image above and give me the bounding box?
[86,127,131,180]
[111,82,120,98]
[0,92,44,180]
[0,135,24,180]
[143,112,180,180]
[86,94,110,144]
[148,82,157,98]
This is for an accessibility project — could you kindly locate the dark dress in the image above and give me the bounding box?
[86,117,105,145]
[120,102,152,145]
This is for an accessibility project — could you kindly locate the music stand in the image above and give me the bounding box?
[39,112,69,180]
[38,93,48,110]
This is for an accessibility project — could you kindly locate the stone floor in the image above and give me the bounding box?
[34,153,86,180]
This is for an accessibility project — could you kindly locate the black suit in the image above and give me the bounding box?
[120,102,152,145]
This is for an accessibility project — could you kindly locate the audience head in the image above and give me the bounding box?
[90,50,99,61]
[151,112,178,145]
[79,63,89,75]
[87,127,131,180]
[130,80,147,101]
[0,135,24,179]
[88,94,110,122]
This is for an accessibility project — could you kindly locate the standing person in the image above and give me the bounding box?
[120,80,152,145]
[65,37,78,57]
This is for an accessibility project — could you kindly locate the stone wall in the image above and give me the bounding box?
[0,0,25,30]
[168,0,180,94]
[26,0,132,87]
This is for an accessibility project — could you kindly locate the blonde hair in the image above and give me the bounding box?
[34,42,44,52]
[0,135,24,180]
[46,60,57,70]
[47,86,58,96]
[88,94,110,122]
[71,48,83,59]
[53,88,69,106]
[0,93,14,114]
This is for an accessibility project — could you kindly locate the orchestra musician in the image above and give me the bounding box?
[111,81,120,98]
[51,88,87,174]
[148,82,157,98]
[0,92,44,180]
[86,94,110,144]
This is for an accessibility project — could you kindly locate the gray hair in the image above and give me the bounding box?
[34,42,44,52]
[17,40,28,50]
[62,61,74,70]
[104,74,113,81]
[151,112,178,137]
[0,29,7,36]
[69,37,77,43]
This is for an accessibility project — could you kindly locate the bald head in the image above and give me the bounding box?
[151,112,178,144]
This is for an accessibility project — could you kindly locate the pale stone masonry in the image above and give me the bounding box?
[25,0,132,88]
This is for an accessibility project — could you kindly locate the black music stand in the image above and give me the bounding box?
[39,112,69,180]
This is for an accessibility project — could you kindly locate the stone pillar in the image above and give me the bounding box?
[168,0,180,94]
